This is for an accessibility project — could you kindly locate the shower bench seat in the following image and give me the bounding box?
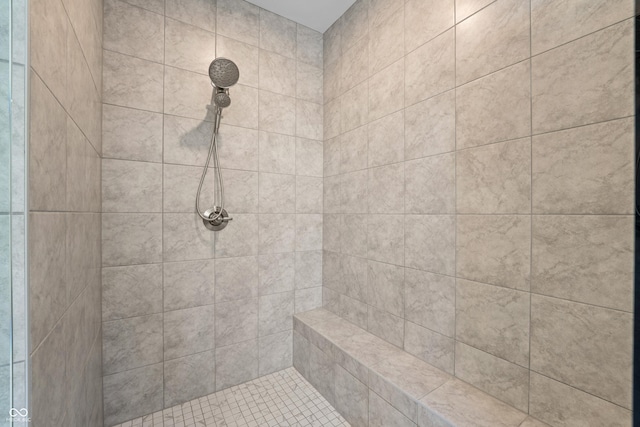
[293,309,548,427]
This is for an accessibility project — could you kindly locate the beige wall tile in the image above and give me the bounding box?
[404,90,455,160]
[165,18,216,75]
[405,269,455,337]
[369,6,404,76]
[165,0,216,32]
[103,105,163,162]
[530,295,633,408]
[368,59,404,122]
[404,321,454,374]
[216,0,259,46]
[368,110,404,167]
[455,0,493,22]
[102,159,162,213]
[405,0,454,53]
[405,215,455,275]
[405,153,455,214]
[259,9,296,59]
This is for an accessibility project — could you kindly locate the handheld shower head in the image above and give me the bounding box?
[214,91,231,108]
[209,57,239,89]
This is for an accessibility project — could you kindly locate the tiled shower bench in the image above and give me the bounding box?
[293,309,548,427]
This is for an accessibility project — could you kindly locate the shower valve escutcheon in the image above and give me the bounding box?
[203,207,232,231]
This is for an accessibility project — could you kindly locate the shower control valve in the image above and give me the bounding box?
[203,207,232,231]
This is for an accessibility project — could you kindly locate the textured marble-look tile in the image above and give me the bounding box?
[370,390,417,427]
[368,110,404,167]
[296,137,323,177]
[216,0,259,46]
[529,372,632,427]
[163,213,215,261]
[368,163,404,214]
[324,175,342,214]
[103,50,164,112]
[367,259,404,316]
[405,153,455,214]
[165,18,216,75]
[457,138,531,214]
[324,136,341,178]
[405,215,455,275]
[368,215,404,266]
[296,214,323,251]
[531,295,632,408]
[164,66,212,121]
[103,104,162,162]
[103,213,162,266]
[164,350,216,407]
[259,172,295,213]
[519,417,551,427]
[403,321,454,374]
[295,287,323,313]
[297,100,323,141]
[341,170,367,214]
[259,214,295,254]
[259,91,296,136]
[298,24,323,69]
[335,364,369,427]
[369,59,404,122]
[418,379,527,427]
[215,339,259,390]
[215,298,258,347]
[368,0,402,29]
[339,294,368,329]
[30,320,66,427]
[293,330,310,378]
[532,215,633,312]
[296,176,323,213]
[456,279,529,367]
[532,19,633,134]
[342,82,369,133]
[295,251,322,289]
[405,269,454,337]
[455,0,493,22]
[371,352,451,420]
[296,62,323,105]
[220,84,259,129]
[324,97,342,140]
[259,252,294,295]
[339,214,365,258]
[324,215,342,253]
[340,127,367,174]
[215,214,259,257]
[341,255,367,302]
[260,9,296,58]
[405,29,454,107]
[103,314,163,375]
[368,306,404,347]
[259,330,293,375]
[259,50,296,97]
[103,264,163,320]
[341,0,368,52]
[103,363,163,426]
[259,291,294,336]
[457,215,531,291]
[104,0,163,62]
[164,259,216,311]
[217,124,259,170]
[532,118,634,215]
[309,344,336,405]
[216,35,258,88]
[456,61,531,150]
[531,0,633,55]
[29,73,66,212]
[164,305,216,359]
[102,159,162,213]
[456,0,530,85]
[454,342,529,411]
[342,35,369,93]
[165,0,216,32]
[30,0,67,107]
[404,90,455,160]
[258,131,295,175]
[369,6,404,76]
[324,53,341,104]
[405,0,454,54]
[163,163,215,213]
[163,114,215,166]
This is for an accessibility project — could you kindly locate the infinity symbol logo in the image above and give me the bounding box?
[9,408,28,417]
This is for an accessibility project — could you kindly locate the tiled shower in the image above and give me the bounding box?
[3,0,635,425]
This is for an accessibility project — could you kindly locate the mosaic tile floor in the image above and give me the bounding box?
[112,368,350,427]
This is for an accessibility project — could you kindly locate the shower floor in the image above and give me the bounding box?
[111,368,350,427]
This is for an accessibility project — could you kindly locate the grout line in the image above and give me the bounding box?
[528,0,534,415]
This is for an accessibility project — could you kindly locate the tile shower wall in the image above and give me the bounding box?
[29,0,104,425]
[322,0,634,425]
[100,0,323,424]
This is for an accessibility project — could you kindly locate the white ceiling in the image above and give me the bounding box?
[245,0,356,33]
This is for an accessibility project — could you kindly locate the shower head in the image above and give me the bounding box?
[214,91,231,109]
[209,57,239,89]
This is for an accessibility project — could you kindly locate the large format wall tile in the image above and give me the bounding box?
[215,298,258,347]
[405,153,455,214]
[405,0,454,54]
[260,9,296,59]
[532,215,633,312]
[164,350,216,407]
[216,0,259,46]
[164,305,216,360]
[102,213,162,266]
[165,0,216,33]
[102,159,162,213]
[404,321,454,374]
[102,264,163,320]
[532,118,634,215]
[405,215,455,275]
[259,330,293,375]
[164,259,216,310]
[164,66,213,121]
[215,339,259,390]
[405,269,455,337]
[165,18,216,75]
[404,90,455,160]
[368,111,403,168]
[217,35,259,88]
[532,19,633,133]
[530,295,633,408]
[103,314,163,375]
[103,105,163,162]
